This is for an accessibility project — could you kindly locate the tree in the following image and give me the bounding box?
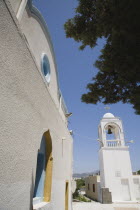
[73,188,79,199]
[137,170,140,175]
[76,178,85,189]
[64,0,140,114]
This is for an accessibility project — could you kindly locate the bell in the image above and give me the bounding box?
[107,128,112,134]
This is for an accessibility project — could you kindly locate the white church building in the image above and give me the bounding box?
[85,113,140,203]
[0,0,73,210]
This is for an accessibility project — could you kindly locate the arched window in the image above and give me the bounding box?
[105,123,120,141]
[41,54,51,84]
[105,126,116,140]
[33,131,53,206]
[104,123,121,147]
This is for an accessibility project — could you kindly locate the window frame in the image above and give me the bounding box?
[41,53,51,84]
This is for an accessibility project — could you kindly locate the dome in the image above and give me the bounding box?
[103,113,115,118]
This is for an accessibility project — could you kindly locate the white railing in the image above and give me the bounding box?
[106,140,122,147]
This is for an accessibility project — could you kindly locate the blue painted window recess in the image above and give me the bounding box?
[33,135,46,204]
[41,54,51,83]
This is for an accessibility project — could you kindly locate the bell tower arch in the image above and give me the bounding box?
[99,113,125,147]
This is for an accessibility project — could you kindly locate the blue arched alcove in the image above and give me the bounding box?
[33,135,46,202]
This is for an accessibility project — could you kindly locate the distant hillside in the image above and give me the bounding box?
[73,171,99,178]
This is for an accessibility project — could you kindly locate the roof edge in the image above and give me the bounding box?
[27,0,68,113]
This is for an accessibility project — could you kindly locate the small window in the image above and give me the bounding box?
[93,184,95,192]
[133,178,139,184]
[41,54,51,83]
[88,184,90,190]
[115,171,121,177]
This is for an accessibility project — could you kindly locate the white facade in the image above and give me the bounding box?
[0,0,73,210]
[72,179,76,194]
[98,113,140,202]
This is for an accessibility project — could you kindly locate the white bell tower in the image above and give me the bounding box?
[98,113,136,202]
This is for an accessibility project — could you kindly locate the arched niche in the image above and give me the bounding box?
[43,131,53,202]
[65,181,69,210]
[33,130,53,205]
[104,122,121,141]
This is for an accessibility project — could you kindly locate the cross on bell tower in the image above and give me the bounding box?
[98,113,136,202]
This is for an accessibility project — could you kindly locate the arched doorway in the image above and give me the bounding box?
[33,130,53,205]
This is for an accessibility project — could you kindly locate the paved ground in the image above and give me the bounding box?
[73,202,140,210]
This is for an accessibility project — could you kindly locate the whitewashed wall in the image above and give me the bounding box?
[0,1,73,210]
[99,146,136,202]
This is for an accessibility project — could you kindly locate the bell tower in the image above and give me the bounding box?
[98,113,136,202]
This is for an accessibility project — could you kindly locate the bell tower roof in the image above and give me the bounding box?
[103,113,115,118]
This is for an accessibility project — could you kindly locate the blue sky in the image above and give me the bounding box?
[33,0,140,173]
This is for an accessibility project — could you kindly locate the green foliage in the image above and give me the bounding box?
[76,179,85,189]
[64,0,140,114]
[78,195,91,202]
[73,189,91,202]
[137,170,140,175]
[73,188,79,199]
[73,179,89,202]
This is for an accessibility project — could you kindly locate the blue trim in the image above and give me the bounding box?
[33,135,46,203]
